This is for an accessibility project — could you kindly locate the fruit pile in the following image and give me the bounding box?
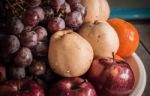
[0,0,140,96]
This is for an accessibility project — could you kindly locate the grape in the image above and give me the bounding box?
[7,17,24,35]
[44,6,54,17]
[29,60,46,76]
[0,35,20,54]
[33,7,45,21]
[32,41,48,57]
[48,17,65,33]
[22,9,40,27]
[8,67,26,79]
[41,67,59,83]
[50,0,65,12]
[14,47,33,67]
[66,0,80,5]
[59,2,71,14]
[44,7,54,23]
[25,0,41,7]
[33,26,47,41]
[24,26,33,32]
[72,3,86,16]
[20,31,38,48]
[65,11,83,29]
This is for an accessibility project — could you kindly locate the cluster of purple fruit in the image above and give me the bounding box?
[47,0,86,32]
[0,0,135,96]
[0,0,85,96]
[21,0,86,33]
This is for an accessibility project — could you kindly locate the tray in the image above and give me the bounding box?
[126,53,146,96]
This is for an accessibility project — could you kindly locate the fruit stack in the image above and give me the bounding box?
[0,0,140,96]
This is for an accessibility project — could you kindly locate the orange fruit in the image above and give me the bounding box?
[108,18,139,57]
[115,55,124,61]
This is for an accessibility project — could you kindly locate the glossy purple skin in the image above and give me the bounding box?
[50,0,65,12]
[1,35,20,54]
[8,67,26,79]
[32,41,48,56]
[49,77,97,96]
[14,47,33,67]
[33,26,47,41]
[87,58,135,96]
[20,31,38,48]
[48,17,65,33]
[33,7,45,21]
[71,3,86,16]
[65,11,83,29]
[60,2,71,14]
[23,9,40,27]
[66,0,80,6]
[7,17,24,35]
[0,79,45,96]
[0,64,6,83]
[29,60,46,76]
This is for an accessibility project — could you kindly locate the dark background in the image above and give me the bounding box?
[108,0,150,20]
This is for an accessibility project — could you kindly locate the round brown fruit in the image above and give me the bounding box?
[48,30,94,77]
[80,0,101,23]
[79,21,119,58]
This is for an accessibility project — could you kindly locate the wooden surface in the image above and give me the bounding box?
[131,21,150,96]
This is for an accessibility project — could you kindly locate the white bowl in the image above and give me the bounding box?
[125,53,146,96]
